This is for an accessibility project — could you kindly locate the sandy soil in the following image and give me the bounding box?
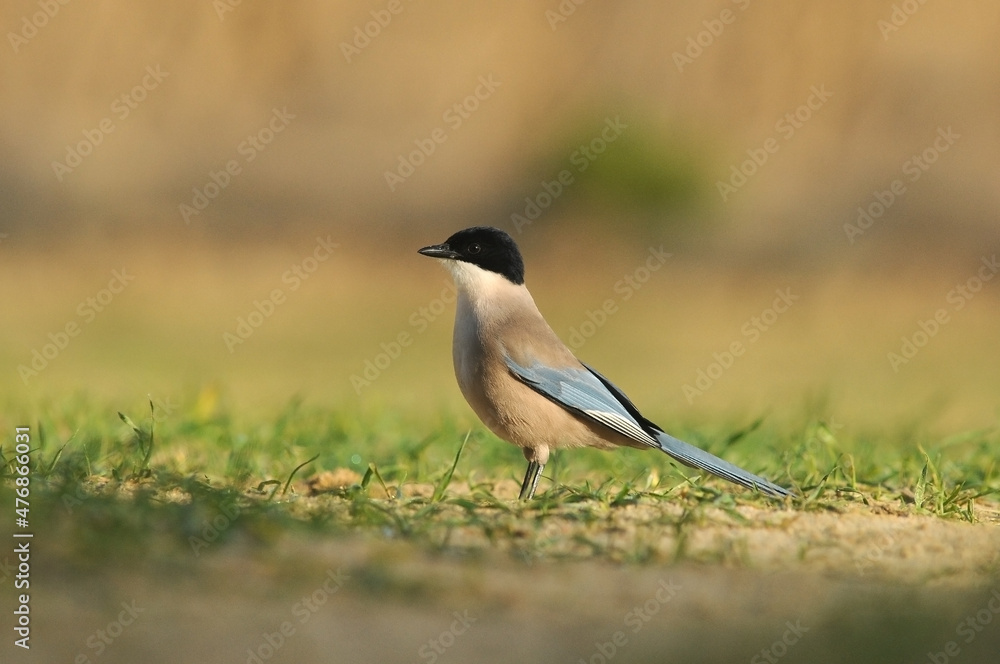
[10,494,1000,664]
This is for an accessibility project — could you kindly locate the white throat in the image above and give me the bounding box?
[440,259,518,301]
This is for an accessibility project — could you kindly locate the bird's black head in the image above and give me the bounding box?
[418,226,525,285]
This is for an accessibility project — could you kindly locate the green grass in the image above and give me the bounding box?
[3,392,997,571]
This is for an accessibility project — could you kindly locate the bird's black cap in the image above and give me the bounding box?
[418,226,525,285]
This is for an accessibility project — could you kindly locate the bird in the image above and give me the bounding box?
[418,226,791,500]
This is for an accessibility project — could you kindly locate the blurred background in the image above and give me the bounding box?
[2,0,998,434]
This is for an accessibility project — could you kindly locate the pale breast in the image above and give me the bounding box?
[447,268,636,457]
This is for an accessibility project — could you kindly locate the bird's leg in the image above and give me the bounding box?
[518,460,544,500]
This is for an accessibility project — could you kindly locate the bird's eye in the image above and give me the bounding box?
[468,243,481,254]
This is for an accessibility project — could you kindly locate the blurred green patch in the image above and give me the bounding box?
[520,110,709,231]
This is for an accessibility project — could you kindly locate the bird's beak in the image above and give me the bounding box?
[418,243,460,259]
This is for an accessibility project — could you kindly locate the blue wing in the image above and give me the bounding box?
[502,354,659,448]
[504,353,792,498]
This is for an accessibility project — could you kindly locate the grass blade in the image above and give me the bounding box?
[118,411,141,435]
[367,462,393,499]
[722,416,766,448]
[432,430,470,503]
[141,399,156,470]
[281,453,320,497]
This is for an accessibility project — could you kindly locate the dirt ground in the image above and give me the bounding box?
[10,494,1000,664]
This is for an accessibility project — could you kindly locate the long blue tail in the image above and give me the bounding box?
[653,430,792,498]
